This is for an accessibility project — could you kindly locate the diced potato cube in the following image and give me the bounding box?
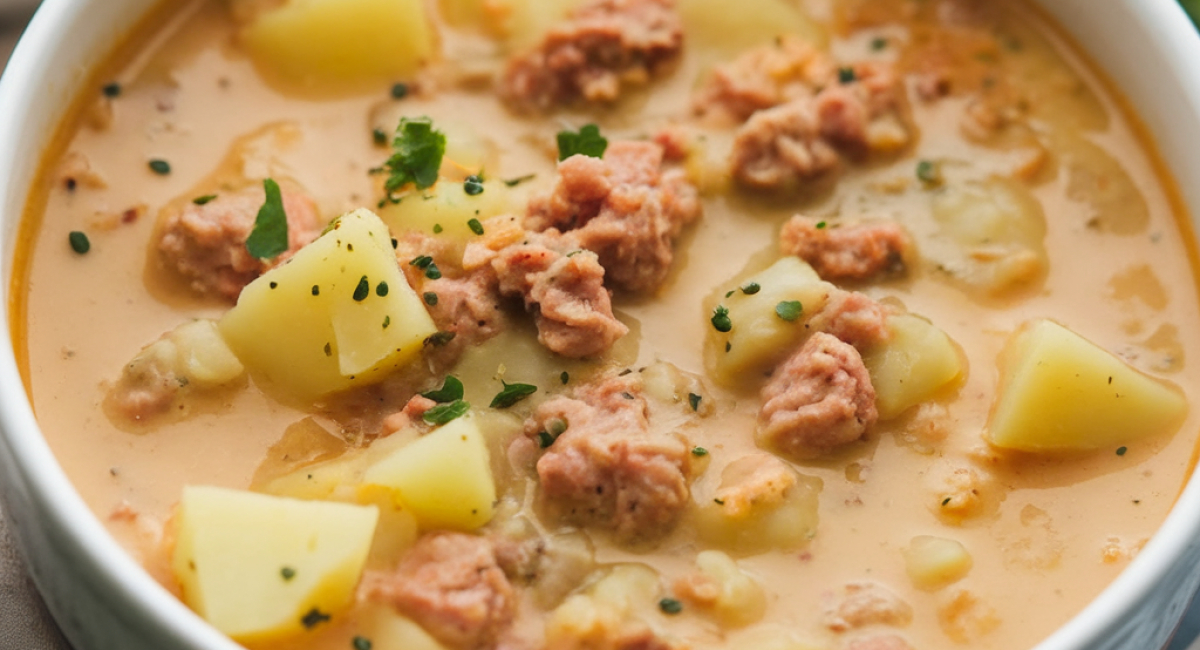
[679,0,826,56]
[219,208,437,403]
[378,181,521,243]
[684,551,767,627]
[902,535,972,590]
[170,320,246,387]
[987,319,1187,452]
[172,486,378,643]
[861,313,965,420]
[546,564,662,650]
[241,0,435,94]
[362,414,497,531]
[693,454,822,554]
[706,257,832,386]
[260,451,368,502]
[357,605,450,650]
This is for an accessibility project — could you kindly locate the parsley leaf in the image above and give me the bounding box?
[245,178,289,260]
[711,306,732,333]
[556,124,608,161]
[380,117,446,192]
[490,380,538,409]
[775,300,803,322]
[422,376,464,403]
[423,399,470,425]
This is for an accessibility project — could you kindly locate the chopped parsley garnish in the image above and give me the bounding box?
[353,276,370,302]
[101,82,121,98]
[916,159,943,186]
[376,281,389,297]
[536,431,557,448]
[422,375,464,403]
[245,178,290,260]
[556,124,608,161]
[941,497,952,506]
[871,37,888,51]
[691,446,708,457]
[464,175,485,196]
[423,399,470,425]
[383,315,391,329]
[467,218,485,235]
[311,285,320,296]
[560,371,570,385]
[410,255,433,269]
[424,292,439,306]
[372,128,388,146]
[1117,446,1128,456]
[688,393,701,411]
[659,598,683,615]
[740,282,761,295]
[775,300,803,322]
[148,159,171,175]
[280,566,296,581]
[433,224,443,234]
[838,67,857,84]
[301,608,331,629]
[424,331,457,347]
[192,194,217,206]
[425,261,442,280]
[378,116,445,192]
[725,290,735,298]
[503,174,536,187]
[711,306,732,333]
[68,231,90,254]
[490,380,538,409]
[816,220,827,229]
[713,498,726,505]
[353,637,373,650]
[324,342,332,357]
[390,82,409,99]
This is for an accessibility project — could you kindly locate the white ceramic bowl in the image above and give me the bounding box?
[2,1,1200,649]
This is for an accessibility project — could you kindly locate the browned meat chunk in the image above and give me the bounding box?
[823,581,913,632]
[780,216,913,282]
[526,373,691,540]
[527,141,701,292]
[758,332,877,458]
[364,532,515,649]
[501,0,684,111]
[158,184,321,301]
[692,36,834,124]
[492,233,628,358]
[807,290,893,350]
[731,100,841,189]
[814,61,909,156]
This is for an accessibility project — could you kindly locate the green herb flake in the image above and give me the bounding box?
[537,431,557,448]
[301,608,331,629]
[311,285,320,296]
[556,124,608,161]
[941,497,952,506]
[353,276,370,302]
[390,82,409,99]
[838,67,857,84]
[688,393,701,411]
[775,300,803,322]
[490,380,538,409]
[659,598,683,615]
[68,231,91,254]
[376,281,389,297]
[916,159,943,186]
[711,306,732,333]
[352,636,373,650]
[1116,446,1128,456]
[378,116,446,192]
[740,282,761,295]
[324,342,332,357]
[870,37,888,51]
[725,290,735,298]
[423,399,470,425]
[383,316,392,329]
[148,159,171,175]
[425,262,442,280]
[102,82,121,98]
[245,178,290,260]
[714,498,726,505]
[422,376,465,403]
[816,221,827,229]
[547,418,567,436]
[464,175,485,196]
[280,566,296,581]
[692,446,708,457]
[424,292,439,306]
[433,224,444,234]
[467,218,485,235]
[560,371,569,385]
[503,174,536,187]
[372,128,387,146]
[192,194,218,206]
[410,255,433,269]
[424,331,457,347]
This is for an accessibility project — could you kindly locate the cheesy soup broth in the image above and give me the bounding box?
[13,0,1200,649]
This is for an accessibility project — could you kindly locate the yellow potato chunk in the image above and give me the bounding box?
[362,413,497,531]
[862,313,965,420]
[683,551,767,627]
[219,208,437,403]
[169,319,246,387]
[357,605,450,650]
[902,535,973,590]
[378,181,521,242]
[241,0,435,94]
[693,454,822,555]
[172,486,378,643]
[707,257,833,387]
[987,319,1187,452]
[679,0,826,56]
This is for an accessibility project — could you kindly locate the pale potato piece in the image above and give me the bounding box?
[377,181,521,242]
[688,550,767,627]
[679,0,826,56]
[357,605,451,650]
[219,208,436,403]
[170,319,246,387]
[902,535,973,590]
[241,0,434,93]
[862,313,965,420]
[172,486,378,643]
[693,456,822,555]
[987,319,1187,452]
[361,413,497,531]
[706,257,833,386]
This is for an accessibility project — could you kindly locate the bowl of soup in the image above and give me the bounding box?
[4,0,1200,649]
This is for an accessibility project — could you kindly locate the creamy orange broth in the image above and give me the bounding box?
[12,1,1200,649]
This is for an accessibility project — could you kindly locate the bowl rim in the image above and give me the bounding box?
[0,1,1199,649]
